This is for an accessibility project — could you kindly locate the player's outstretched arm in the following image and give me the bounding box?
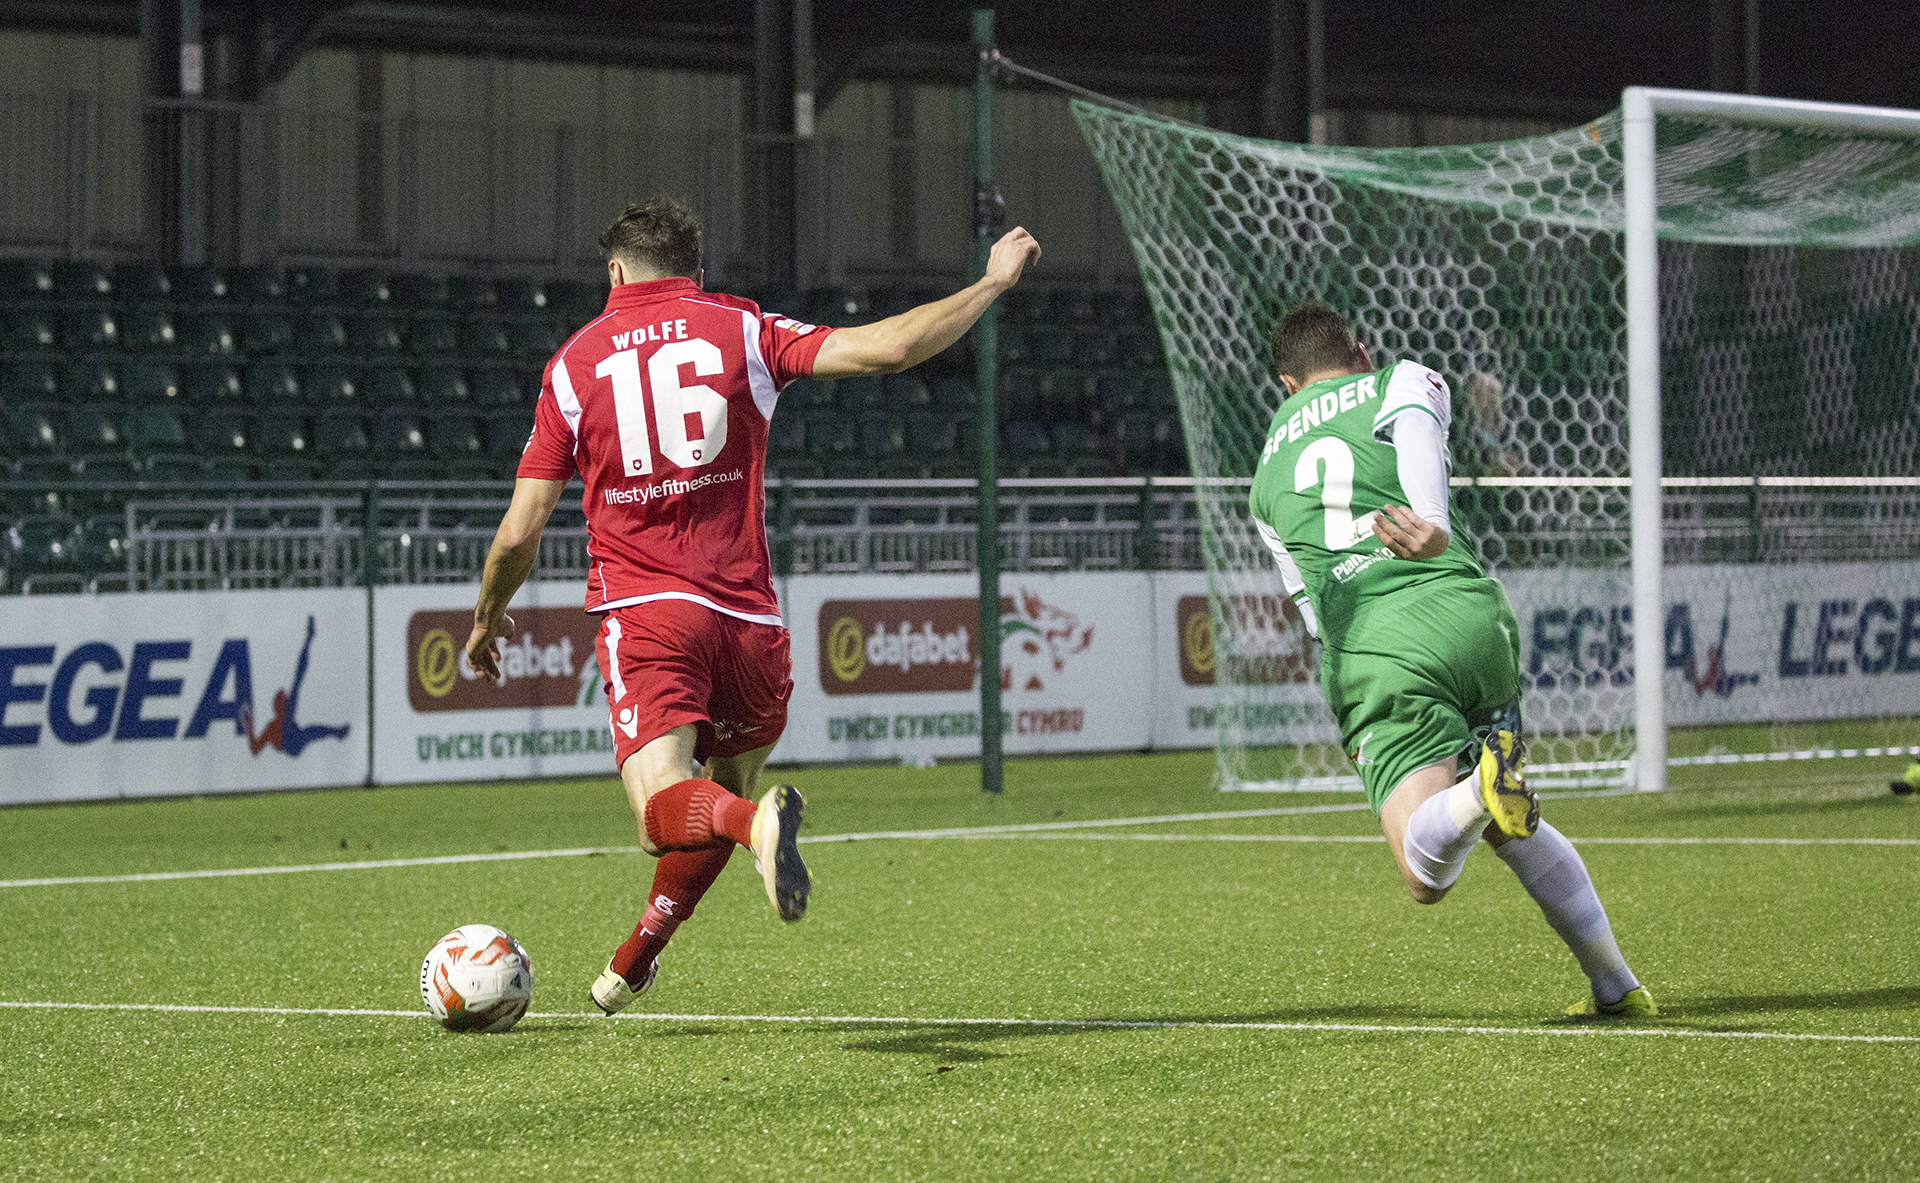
[811,227,1040,378]
[467,476,568,679]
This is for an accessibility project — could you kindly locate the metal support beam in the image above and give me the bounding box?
[752,0,797,290]
[972,8,1002,795]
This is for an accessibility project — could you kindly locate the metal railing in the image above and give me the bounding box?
[4,477,1915,596]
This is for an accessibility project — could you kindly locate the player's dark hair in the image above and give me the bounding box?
[1271,302,1365,383]
[598,197,703,278]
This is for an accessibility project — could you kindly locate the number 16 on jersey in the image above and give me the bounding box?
[597,340,730,477]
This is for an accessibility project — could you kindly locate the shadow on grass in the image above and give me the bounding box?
[1655,984,1920,1020]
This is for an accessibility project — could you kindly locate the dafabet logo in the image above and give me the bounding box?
[406,609,602,712]
[1176,594,1314,687]
[819,598,978,695]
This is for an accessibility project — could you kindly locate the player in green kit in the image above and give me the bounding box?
[1249,304,1655,1019]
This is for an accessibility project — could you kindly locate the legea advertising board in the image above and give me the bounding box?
[0,588,367,803]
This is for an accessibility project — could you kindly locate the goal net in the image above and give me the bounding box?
[1074,97,1920,791]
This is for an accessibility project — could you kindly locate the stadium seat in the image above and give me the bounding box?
[1093,371,1141,412]
[113,261,171,301]
[469,368,524,407]
[548,277,600,320]
[1003,419,1052,459]
[884,373,932,407]
[241,311,294,355]
[836,375,885,410]
[1116,410,1155,472]
[998,321,1030,365]
[1075,327,1120,367]
[417,367,471,405]
[0,257,53,301]
[410,313,460,356]
[3,360,61,402]
[448,275,499,311]
[245,363,302,406]
[337,268,393,306]
[123,307,179,353]
[304,366,359,405]
[903,410,958,458]
[177,313,238,358]
[495,277,549,311]
[857,413,905,461]
[296,313,350,356]
[181,363,244,404]
[74,452,141,493]
[933,375,975,408]
[315,411,373,462]
[3,407,61,455]
[62,359,121,404]
[200,454,262,485]
[428,413,490,478]
[1122,331,1164,368]
[79,516,129,579]
[484,409,530,459]
[253,411,312,457]
[767,412,808,460]
[63,407,125,453]
[122,361,182,406]
[460,317,512,358]
[998,367,1043,421]
[350,314,405,355]
[125,408,189,456]
[228,266,286,304]
[285,266,339,305]
[51,260,112,302]
[191,409,252,456]
[1041,368,1088,421]
[2,307,58,352]
[803,411,858,470]
[169,264,229,303]
[1056,288,1097,323]
[5,515,82,582]
[781,378,835,411]
[360,367,415,407]
[142,453,201,484]
[62,308,120,352]
[5,477,72,518]
[372,413,428,456]
[1026,324,1075,366]
[1142,370,1176,410]
[1049,420,1092,463]
[390,273,447,309]
[510,317,561,359]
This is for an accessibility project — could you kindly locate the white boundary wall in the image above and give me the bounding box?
[5,563,1916,802]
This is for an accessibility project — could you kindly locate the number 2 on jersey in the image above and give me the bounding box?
[1293,436,1371,550]
[597,340,730,478]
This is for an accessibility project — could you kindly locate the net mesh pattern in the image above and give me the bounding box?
[1073,101,1920,790]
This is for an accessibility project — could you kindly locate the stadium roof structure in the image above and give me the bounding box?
[5,0,1919,134]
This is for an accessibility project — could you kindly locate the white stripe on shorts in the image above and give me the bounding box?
[604,615,628,703]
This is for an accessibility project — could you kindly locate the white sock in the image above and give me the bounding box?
[1401,773,1490,891]
[1495,820,1639,1004]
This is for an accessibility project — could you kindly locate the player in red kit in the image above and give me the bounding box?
[466,197,1041,1014]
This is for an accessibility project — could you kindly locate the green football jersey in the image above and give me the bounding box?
[1247,360,1484,649]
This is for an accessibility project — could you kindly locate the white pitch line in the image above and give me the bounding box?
[5,804,1916,889]
[1,1000,1912,1045]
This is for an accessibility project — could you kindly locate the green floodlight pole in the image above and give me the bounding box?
[972,8,1003,795]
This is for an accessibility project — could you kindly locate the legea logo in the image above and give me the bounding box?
[0,614,349,757]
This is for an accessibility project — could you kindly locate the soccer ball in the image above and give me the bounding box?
[419,924,534,1033]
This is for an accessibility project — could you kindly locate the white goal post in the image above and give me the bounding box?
[1625,87,1920,793]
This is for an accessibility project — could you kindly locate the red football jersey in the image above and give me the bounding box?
[517,277,834,623]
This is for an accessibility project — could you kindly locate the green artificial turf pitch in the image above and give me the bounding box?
[3,750,1917,1181]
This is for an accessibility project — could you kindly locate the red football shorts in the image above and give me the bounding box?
[594,598,793,769]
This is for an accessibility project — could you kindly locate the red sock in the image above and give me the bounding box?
[610,844,734,987]
[642,778,757,852]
